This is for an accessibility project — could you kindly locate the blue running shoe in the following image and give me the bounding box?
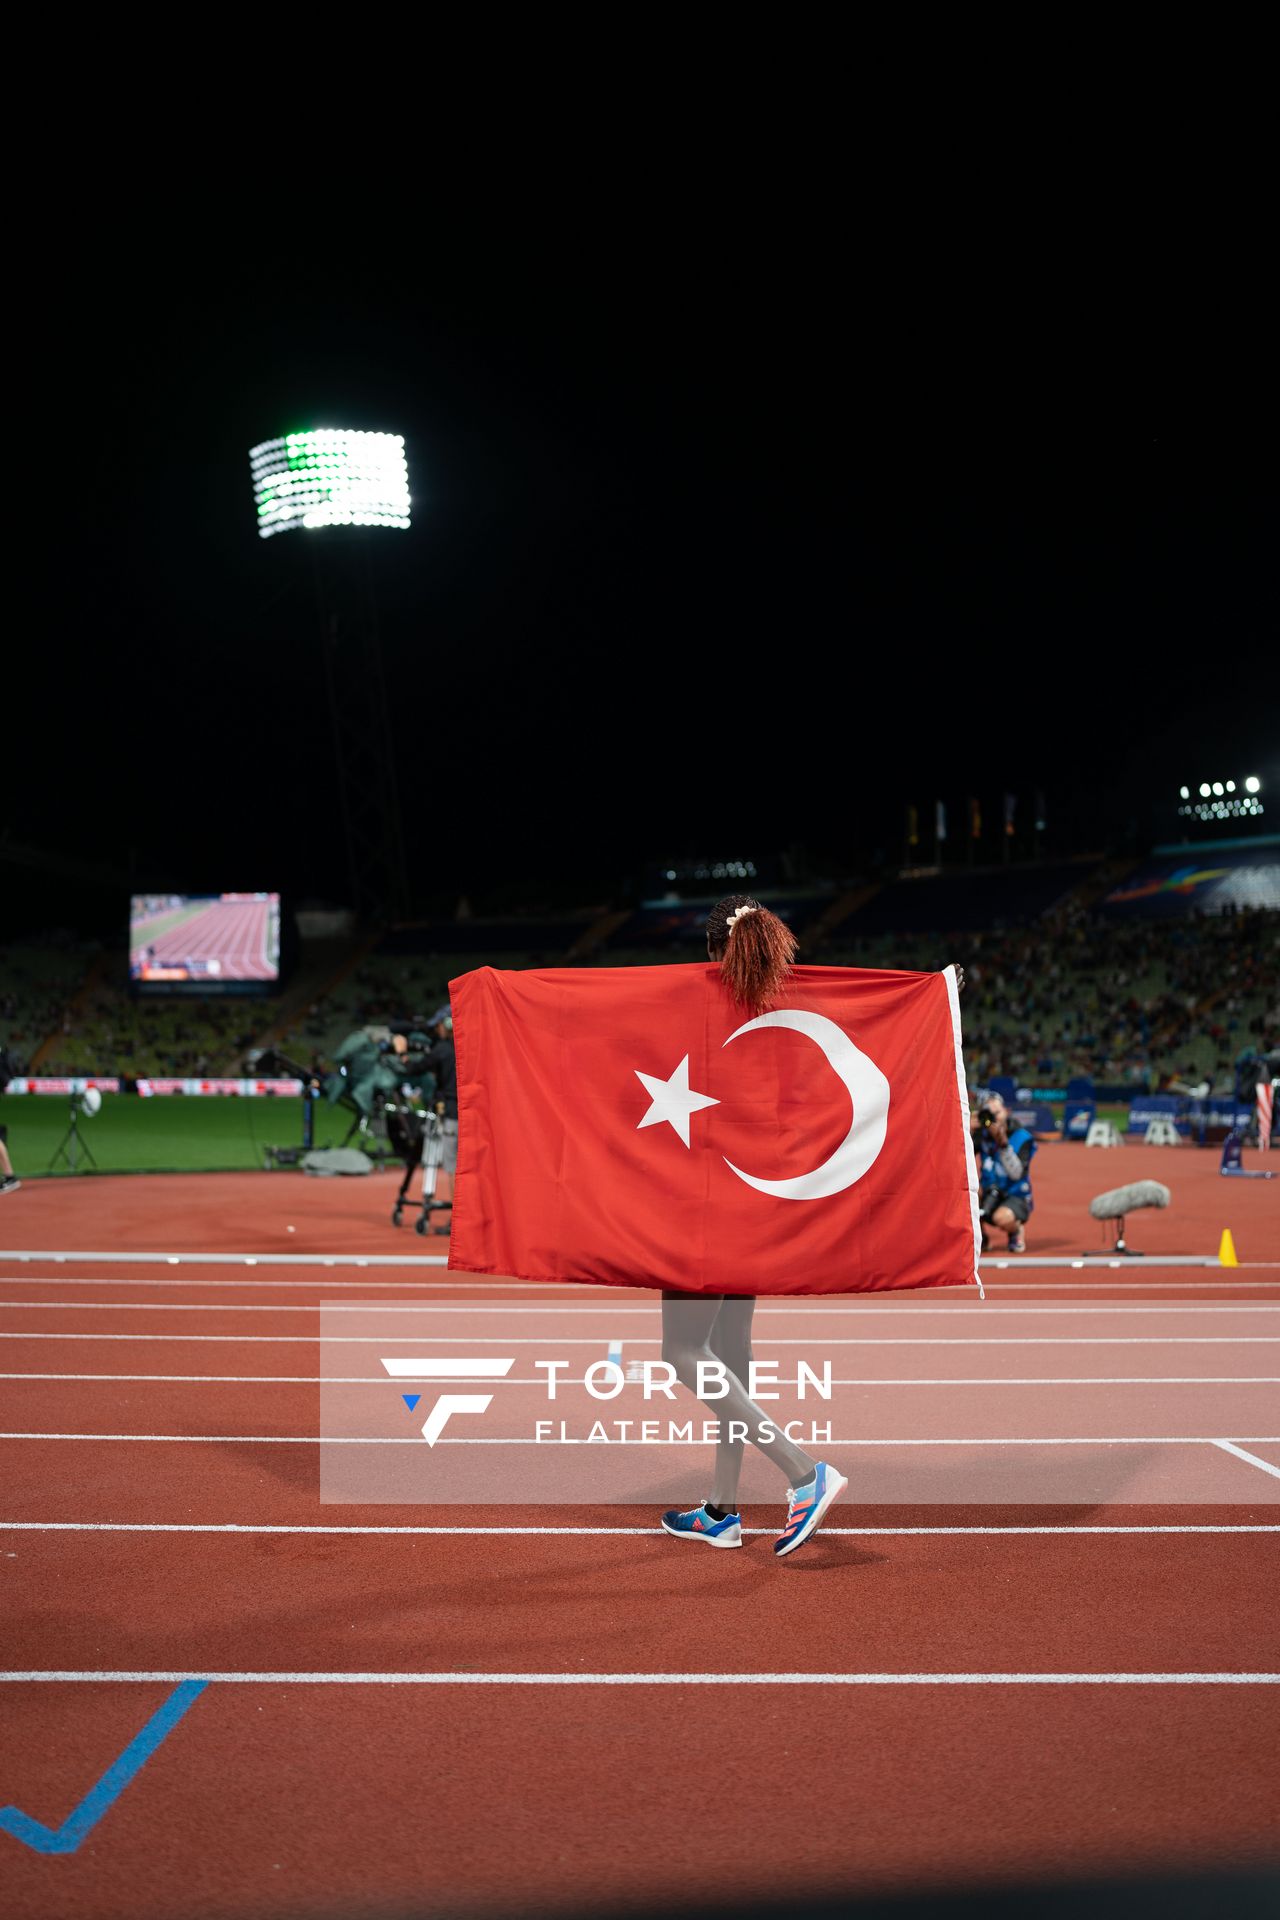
[773,1461,848,1557]
[660,1502,742,1548]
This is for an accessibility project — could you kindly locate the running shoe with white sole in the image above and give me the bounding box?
[660,1502,742,1548]
[773,1461,848,1557]
[0,1177,20,1197]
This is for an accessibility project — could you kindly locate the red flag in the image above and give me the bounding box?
[448,964,979,1297]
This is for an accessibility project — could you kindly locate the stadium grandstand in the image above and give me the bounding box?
[4,840,1277,1115]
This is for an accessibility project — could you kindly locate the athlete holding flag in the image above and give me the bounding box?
[447,895,977,1561]
[658,896,966,1556]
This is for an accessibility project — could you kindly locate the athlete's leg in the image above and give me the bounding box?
[661,1293,815,1491]
[706,1296,755,1509]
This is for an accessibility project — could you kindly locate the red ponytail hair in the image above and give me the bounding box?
[707,894,797,1015]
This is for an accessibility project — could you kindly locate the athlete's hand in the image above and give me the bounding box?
[949,963,966,992]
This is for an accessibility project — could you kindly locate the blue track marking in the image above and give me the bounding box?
[0,1679,208,1856]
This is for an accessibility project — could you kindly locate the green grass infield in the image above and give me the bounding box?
[0,1094,1134,1178]
[0,1093,362,1176]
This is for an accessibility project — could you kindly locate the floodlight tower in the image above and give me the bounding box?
[249,429,412,922]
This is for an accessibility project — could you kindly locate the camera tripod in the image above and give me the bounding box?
[388,1103,453,1236]
[48,1094,99,1174]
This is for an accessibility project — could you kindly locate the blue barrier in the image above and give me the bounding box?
[1189,1099,1261,1145]
[1126,1095,1190,1137]
[1126,1095,1256,1141]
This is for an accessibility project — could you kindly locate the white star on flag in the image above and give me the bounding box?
[634,1055,719,1148]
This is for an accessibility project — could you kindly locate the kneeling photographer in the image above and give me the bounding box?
[972,1090,1036,1253]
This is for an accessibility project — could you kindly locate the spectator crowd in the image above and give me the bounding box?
[825,904,1278,1092]
[4,904,1278,1096]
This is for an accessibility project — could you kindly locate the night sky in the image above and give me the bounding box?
[9,214,1278,933]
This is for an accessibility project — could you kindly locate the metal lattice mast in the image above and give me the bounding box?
[313,538,410,922]
[249,429,413,922]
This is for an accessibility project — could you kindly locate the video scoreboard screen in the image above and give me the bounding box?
[130,894,281,994]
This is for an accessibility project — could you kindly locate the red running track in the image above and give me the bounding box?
[0,1156,1277,1917]
[2,1141,1276,1262]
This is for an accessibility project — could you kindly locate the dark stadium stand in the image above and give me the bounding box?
[378,918,594,956]
[838,861,1099,936]
[0,944,93,1067]
[605,893,835,951]
[4,862,1276,1102]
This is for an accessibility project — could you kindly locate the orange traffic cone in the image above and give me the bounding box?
[1218,1228,1239,1267]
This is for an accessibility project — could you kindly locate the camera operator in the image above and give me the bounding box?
[422,1006,457,1233]
[972,1090,1035,1253]
[325,1026,432,1123]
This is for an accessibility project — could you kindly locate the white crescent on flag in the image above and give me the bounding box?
[720,1008,891,1200]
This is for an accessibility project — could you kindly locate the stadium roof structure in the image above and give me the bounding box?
[1102,838,1280,918]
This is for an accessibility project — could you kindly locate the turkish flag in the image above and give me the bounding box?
[447,963,980,1297]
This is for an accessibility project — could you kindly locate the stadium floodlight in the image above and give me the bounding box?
[1245,775,1261,793]
[249,429,410,539]
[1226,780,1236,792]
[1199,783,1211,797]
[1179,786,1189,799]
[1212,782,1224,795]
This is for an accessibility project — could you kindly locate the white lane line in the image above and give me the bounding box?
[0,1275,563,1292]
[379,1358,515,1379]
[2,1432,1277,1447]
[1214,1440,1280,1481]
[984,1282,1280,1291]
[2,1521,1277,1536]
[2,1271,1274,1291]
[3,1372,1279,1387]
[987,1258,1224,1269]
[3,1302,1279,1315]
[2,1276,1275,1297]
[10,1248,1272,1269]
[3,1332,1278,1347]
[0,1252,454,1268]
[3,1670,1277,1685]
